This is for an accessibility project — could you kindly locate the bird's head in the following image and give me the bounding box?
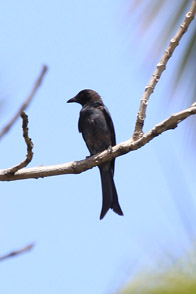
[67,89,103,106]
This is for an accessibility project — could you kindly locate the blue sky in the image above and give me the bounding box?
[0,1,196,293]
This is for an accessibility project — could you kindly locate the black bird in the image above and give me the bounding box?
[67,89,123,219]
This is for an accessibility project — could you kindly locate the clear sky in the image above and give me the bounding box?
[0,1,196,293]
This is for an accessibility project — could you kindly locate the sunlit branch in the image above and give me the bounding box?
[6,112,34,174]
[0,102,196,182]
[0,65,48,140]
[134,0,196,137]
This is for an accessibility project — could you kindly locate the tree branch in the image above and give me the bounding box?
[134,0,196,137]
[0,243,34,262]
[6,112,34,175]
[1,3,196,182]
[0,103,196,182]
[0,65,48,140]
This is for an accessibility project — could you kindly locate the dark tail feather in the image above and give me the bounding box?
[99,168,123,220]
[111,181,124,217]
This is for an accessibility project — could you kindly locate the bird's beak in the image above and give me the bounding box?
[67,97,77,103]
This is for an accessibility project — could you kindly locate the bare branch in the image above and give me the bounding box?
[6,112,34,175]
[0,103,196,182]
[0,4,196,182]
[0,243,34,262]
[134,0,196,137]
[0,65,48,140]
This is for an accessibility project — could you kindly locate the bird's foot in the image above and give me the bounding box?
[107,145,112,153]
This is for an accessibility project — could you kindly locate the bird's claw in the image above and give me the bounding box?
[107,145,112,153]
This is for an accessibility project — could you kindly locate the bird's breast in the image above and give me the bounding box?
[79,107,112,155]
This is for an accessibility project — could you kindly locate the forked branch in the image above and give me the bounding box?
[6,112,34,175]
[134,0,196,137]
[0,102,196,181]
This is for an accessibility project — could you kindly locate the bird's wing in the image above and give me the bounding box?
[100,105,116,147]
[78,102,116,173]
[98,104,116,174]
[78,117,82,133]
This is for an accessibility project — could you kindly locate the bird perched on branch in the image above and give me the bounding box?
[67,89,123,219]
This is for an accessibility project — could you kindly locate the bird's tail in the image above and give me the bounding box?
[99,168,123,220]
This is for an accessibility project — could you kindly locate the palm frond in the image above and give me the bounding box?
[128,0,196,104]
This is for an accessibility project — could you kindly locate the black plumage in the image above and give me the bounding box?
[67,89,123,219]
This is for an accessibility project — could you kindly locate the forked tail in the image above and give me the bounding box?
[99,168,123,219]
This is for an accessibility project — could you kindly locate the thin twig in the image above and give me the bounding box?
[134,0,196,137]
[0,243,34,262]
[0,65,48,140]
[6,112,34,174]
[0,102,196,182]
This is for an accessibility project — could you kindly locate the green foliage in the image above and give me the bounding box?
[120,247,196,294]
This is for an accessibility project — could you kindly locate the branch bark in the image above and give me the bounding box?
[6,112,34,174]
[134,0,196,137]
[0,244,34,262]
[0,65,48,140]
[1,2,196,182]
[0,103,195,182]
